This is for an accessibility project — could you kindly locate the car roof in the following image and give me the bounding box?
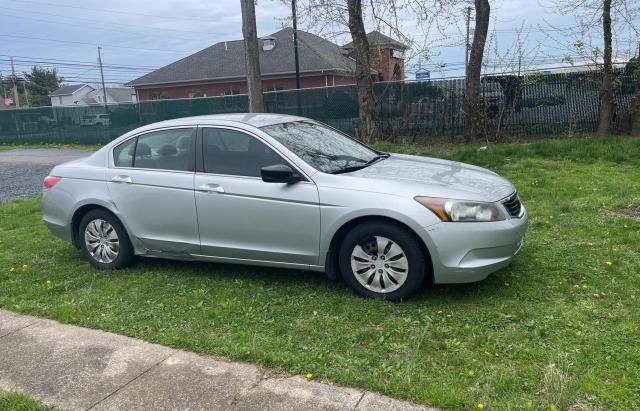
[147,113,307,129]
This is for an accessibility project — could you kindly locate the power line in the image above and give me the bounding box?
[0,5,228,37]
[0,54,160,70]
[0,34,196,54]
[15,0,236,24]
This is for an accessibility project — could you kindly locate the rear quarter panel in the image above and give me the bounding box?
[42,164,112,243]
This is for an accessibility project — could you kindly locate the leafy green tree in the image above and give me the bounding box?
[23,66,63,107]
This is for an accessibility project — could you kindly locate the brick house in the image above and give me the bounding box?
[127,28,407,101]
[343,30,408,82]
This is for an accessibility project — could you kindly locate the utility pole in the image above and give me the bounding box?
[97,47,108,113]
[517,53,522,77]
[240,0,265,113]
[464,6,472,77]
[11,57,20,108]
[292,0,302,116]
[0,72,5,100]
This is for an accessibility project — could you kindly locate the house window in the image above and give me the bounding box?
[264,87,285,107]
[223,89,241,109]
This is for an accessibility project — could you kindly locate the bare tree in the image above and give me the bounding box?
[629,55,640,136]
[282,0,442,141]
[542,0,638,135]
[462,0,490,141]
[347,0,378,141]
[598,0,614,135]
[240,0,265,112]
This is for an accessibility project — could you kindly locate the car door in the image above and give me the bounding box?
[106,127,200,254]
[194,126,320,267]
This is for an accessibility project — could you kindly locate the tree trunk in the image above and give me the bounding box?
[347,0,378,142]
[598,0,613,136]
[240,0,264,113]
[631,70,640,136]
[462,0,490,141]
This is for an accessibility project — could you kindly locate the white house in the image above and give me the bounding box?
[49,84,95,107]
[85,88,138,105]
[49,84,137,107]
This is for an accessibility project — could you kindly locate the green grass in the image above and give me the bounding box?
[0,390,59,411]
[1,137,639,410]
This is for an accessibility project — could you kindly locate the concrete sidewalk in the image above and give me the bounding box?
[0,310,435,411]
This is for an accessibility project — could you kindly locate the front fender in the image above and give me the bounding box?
[318,187,440,265]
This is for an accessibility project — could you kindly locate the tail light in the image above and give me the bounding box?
[43,176,62,190]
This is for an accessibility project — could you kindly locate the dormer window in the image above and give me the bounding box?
[262,37,276,51]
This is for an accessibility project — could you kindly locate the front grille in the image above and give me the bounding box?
[502,193,522,218]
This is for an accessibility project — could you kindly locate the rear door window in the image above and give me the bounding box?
[113,138,136,167]
[114,128,195,171]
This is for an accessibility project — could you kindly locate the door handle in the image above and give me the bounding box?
[111,175,132,184]
[198,183,225,193]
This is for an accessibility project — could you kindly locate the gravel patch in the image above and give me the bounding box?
[0,148,93,202]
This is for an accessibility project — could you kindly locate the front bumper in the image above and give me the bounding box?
[421,207,528,284]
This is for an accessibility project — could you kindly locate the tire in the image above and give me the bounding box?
[338,221,426,301]
[78,209,136,269]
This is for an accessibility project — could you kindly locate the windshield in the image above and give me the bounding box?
[260,121,380,173]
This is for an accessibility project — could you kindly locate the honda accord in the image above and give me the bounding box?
[42,114,527,300]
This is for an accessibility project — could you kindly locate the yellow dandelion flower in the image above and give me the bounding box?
[9,267,16,272]
[22,264,28,269]
[606,261,612,266]
[587,242,593,246]
[46,280,51,284]
[476,403,485,410]
[306,373,313,381]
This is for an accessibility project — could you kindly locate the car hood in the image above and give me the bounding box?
[345,153,515,202]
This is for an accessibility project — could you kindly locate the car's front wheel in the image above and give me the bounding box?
[338,221,426,301]
[78,209,136,269]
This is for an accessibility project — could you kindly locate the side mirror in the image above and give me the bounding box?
[261,164,301,183]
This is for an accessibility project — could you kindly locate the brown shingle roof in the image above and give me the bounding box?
[128,28,357,87]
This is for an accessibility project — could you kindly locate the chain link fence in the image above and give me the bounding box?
[0,68,635,145]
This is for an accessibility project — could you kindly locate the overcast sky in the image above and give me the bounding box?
[0,0,637,87]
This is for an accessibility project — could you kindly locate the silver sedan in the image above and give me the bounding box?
[42,114,527,300]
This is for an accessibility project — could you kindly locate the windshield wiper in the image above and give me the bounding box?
[330,153,390,174]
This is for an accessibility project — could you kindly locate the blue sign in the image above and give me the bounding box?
[416,71,430,82]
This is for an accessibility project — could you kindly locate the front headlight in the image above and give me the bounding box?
[415,196,508,222]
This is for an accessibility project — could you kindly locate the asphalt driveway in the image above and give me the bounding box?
[0,148,93,202]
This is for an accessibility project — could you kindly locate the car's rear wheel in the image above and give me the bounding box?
[338,221,426,301]
[78,209,136,269]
